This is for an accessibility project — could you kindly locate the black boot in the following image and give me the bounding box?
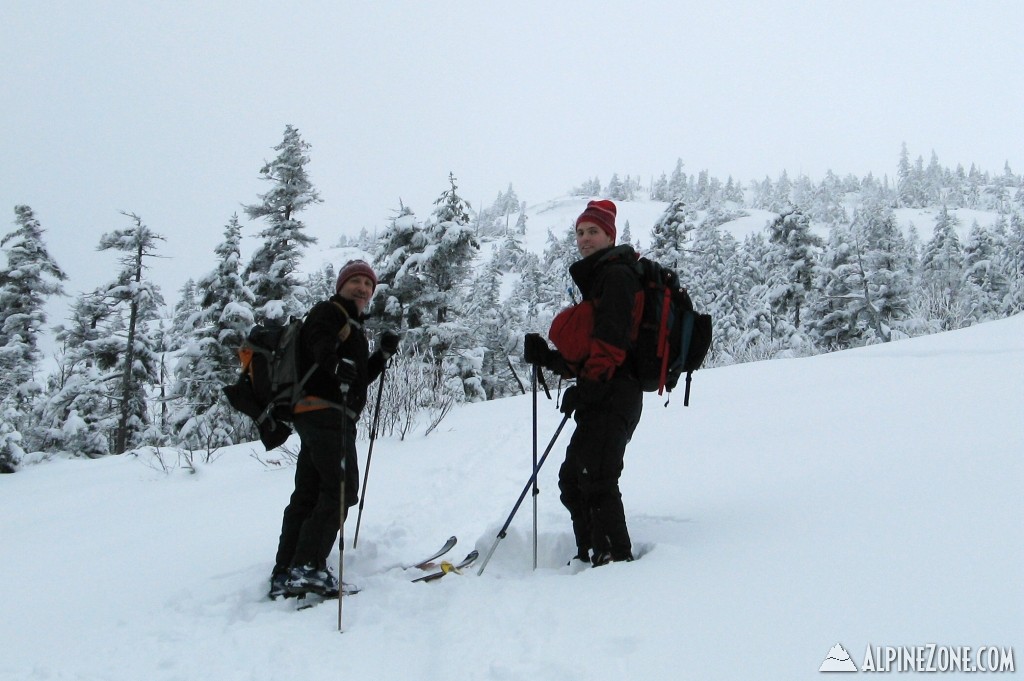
[567,547,591,566]
[591,549,634,568]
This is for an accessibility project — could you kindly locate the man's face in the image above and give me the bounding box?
[338,275,374,313]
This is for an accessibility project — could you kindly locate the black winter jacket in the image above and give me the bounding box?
[567,245,642,383]
[299,295,386,418]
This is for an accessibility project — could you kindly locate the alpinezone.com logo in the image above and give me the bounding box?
[820,643,1016,674]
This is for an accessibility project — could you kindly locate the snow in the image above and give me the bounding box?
[894,207,1005,240]
[2,315,1022,680]
[521,196,673,253]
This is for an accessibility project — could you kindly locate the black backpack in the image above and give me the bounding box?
[631,257,713,405]
[222,317,317,450]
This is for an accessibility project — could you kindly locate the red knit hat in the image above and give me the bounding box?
[575,199,617,242]
[336,259,378,293]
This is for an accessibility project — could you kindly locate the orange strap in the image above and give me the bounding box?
[294,396,338,414]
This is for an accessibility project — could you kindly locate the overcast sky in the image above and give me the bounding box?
[2,1,1022,303]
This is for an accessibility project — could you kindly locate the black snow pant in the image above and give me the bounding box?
[273,409,359,573]
[558,376,642,560]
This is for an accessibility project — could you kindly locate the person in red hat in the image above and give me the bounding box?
[269,259,400,598]
[524,199,644,567]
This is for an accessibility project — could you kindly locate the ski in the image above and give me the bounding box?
[290,537,458,610]
[412,549,479,583]
[407,535,457,570]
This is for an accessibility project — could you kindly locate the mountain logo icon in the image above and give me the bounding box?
[819,643,858,672]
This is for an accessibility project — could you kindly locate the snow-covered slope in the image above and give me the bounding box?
[2,315,1021,680]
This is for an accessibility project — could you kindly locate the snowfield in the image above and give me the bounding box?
[2,314,1021,680]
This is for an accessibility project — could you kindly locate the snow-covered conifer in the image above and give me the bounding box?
[244,125,320,321]
[0,400,26,473]
[370,201,425,331]
[648,197,693,271]
[919,206,967,330]
[0,206,66,402]
[170,214,255,448]
[808,222,860,349]
[766,209,823,333]
[667,159,687,200]
[961,219,1008,322]
[96,212,166,453]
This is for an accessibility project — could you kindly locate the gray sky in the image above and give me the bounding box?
[2,0,1022,302]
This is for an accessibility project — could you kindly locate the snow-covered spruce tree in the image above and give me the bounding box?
[493,227,526,272]
[243,125,321,321]
[732,232,783,361]
[923,151,945,206]
[148,317,180,446]
[542,225,579,308]
[606,173,630,201]
[918,206,967,331]
[897,144,929,209]
[571,177,601,197]
[667,159,688,202]
[687,217,744,359]
[35,292,120,457]
[620,220,633,246]
[96,212,166,453]
[370,201,426,331]
[651,172,670,202]
[766,209,823,337]
[860,171,899,210]
[0,206,67,467]
[511,250,561,337]
[1004,213,1024,314]
[372,177,479,399]
[479,248,537,398]
[847,203,914,343]
[420,173,480,393]
[479,183,521,237]
[808,222,861,350]
[722,176,745,204]
[791,175,815,212]
[751,176,774,210]
[170,214,255,448]
[808,170,849,224]
[515,202,528,235]
[947,164,969,208]
[697,172,724,211]
[0,402,26,473]
[961,218,1009,323]
[769,170,794,214]
[171,279,199,338]
[648,197,694,272]
[460,259,510,400]
[0,206,67,402]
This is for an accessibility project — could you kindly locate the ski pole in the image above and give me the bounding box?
[337,359,354,633]
[353,358,388,548]
[477,412,571,576]
[531,365,539,571]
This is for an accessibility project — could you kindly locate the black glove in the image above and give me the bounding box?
[336,358,357,386]
[559,385,579,415]
[379,330,400,357]
[524,333,552,366]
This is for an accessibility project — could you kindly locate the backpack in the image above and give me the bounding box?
[222,317,317,450]
[631,257,713,405]
[547,248,713,406]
